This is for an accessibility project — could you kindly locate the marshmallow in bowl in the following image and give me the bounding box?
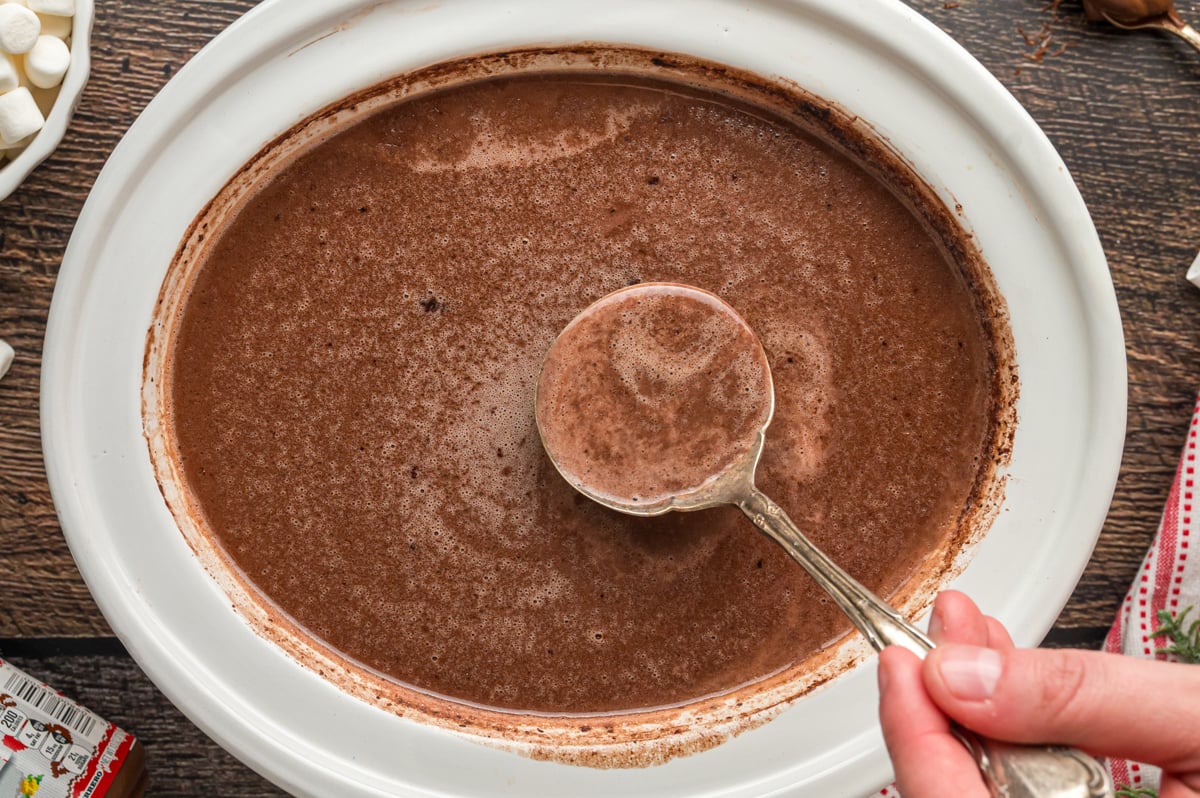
[0,86,44,143]
[25,33,67,87]
[0,2,72,161]
[0,53,16,92]
[0,4,39,54]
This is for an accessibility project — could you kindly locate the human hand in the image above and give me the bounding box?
[877,591,1200,797]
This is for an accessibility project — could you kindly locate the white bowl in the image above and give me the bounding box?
[0,0,93,202]
[42,1,1126,795]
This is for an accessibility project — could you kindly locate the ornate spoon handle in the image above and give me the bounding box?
[736,488,932,656]
[737,488,1114,798]
[954,735,1115,798]
[1168,21,1200,53]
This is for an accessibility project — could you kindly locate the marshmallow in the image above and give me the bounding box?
[0,4,38,54]
[0,339,13,381]
[35,12,67,38]
[26,0,71,15]
[0,52,17,91]
[24,33,65,87]
[0,86,43,143]
[1188,251,1200,290]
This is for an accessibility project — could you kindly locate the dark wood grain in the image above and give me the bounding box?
[924,0,1200,644]
[1,0,261,639]
[1,0,1198,793]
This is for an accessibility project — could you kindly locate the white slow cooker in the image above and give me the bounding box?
[42,1,1126,795]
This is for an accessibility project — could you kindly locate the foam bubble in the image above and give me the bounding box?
[409,107,642,173]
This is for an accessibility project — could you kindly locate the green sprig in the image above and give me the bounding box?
[1150,606,1200,664]
[1114,787,1158,798]
[1107,606,1198,798]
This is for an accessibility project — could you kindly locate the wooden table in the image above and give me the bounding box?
[1,0,1197,793]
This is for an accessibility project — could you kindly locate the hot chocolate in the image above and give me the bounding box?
[156,58,1009,719]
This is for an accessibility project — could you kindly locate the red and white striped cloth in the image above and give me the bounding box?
[1100,393,1200,792]
[875,394,1200,796]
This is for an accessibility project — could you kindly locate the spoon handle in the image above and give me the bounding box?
[1170,21,1200,54]
[737,487,932,656]
[1102,11,1200,54]
[736,487,1114,798]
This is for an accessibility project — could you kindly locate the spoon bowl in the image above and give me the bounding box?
[535,281,776,516]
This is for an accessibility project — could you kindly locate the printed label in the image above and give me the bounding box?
[0,660,137,798]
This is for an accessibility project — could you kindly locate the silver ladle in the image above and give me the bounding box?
[535,283,1112,798]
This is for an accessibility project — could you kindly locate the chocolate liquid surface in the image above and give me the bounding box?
[166,72,995,714]
[537,283,773,507]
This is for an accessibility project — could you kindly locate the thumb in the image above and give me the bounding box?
[923,644,1200,775]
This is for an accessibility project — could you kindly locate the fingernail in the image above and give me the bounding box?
[936,646,1002,701]
[928,604,945,642]
[877,660,890,696]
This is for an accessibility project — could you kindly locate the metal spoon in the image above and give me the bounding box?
[1083,0,1200,53]
[535,283,1113,798]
